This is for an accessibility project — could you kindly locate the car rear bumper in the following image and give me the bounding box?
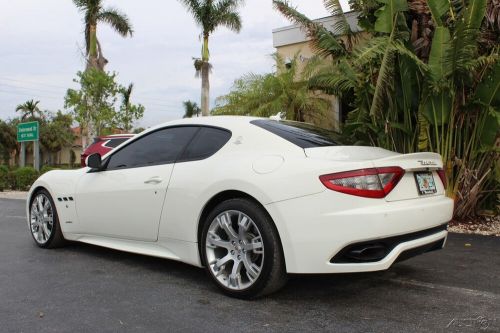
[265,191,454,274]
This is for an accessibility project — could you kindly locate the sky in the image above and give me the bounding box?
[0,0,350,128]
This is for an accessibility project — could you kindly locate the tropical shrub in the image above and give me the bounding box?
[273,0,499,218]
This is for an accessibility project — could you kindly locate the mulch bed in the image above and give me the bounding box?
[448,216,500,237]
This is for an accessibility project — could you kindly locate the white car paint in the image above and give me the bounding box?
[27,116,454,273]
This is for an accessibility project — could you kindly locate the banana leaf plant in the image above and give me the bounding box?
[273,0,499,218]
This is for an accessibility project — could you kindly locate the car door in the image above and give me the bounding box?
[158,126,233,242]
[75,126,199,241]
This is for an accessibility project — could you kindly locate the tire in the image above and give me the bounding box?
[201,198,287,299]
[29,189,66,249]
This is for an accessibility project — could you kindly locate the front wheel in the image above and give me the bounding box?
[201,198,287,298]
[29,189,66,248]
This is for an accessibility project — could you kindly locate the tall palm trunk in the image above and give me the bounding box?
[87,24,99,70]
[201,35,210,116]
[201,63,210,116]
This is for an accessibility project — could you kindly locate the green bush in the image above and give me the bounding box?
[0,165,8,191]
[40,165,56,175]
[13,167,39,191]
[6,171,16,190]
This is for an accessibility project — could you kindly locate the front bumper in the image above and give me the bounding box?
[265,191,453,274]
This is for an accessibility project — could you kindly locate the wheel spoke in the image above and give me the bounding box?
[214,253,232,271]
[238,213,250,239]
[31,202,39,214]
[42,198,50,215]
[243,256,261,281]
[229,261,243,288]
[37,228,44,242]
[243,236,263,254]
[42,223,50,239]
[37,196,44,214]
[207,231,232,249]
[218,214,238,239]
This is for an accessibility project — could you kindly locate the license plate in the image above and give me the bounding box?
[414,172,437,195]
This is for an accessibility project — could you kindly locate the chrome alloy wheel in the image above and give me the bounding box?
[30,193,54,244]
[205,210,265,290]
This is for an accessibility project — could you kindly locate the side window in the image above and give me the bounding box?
[179,127,232,162]
[106,127,199,170]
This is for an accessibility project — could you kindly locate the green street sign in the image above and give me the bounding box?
[17,121,39,142]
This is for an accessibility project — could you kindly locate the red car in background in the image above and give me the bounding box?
[81,134,134,167]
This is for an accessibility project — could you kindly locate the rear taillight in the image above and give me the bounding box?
[437,169,447,189]
[319,167,405,198]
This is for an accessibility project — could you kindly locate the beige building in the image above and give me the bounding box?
[272,12,361,129]
[20,127,83,167]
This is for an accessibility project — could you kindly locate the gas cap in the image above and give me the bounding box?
[252,155,284,174]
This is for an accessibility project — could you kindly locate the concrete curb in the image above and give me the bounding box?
[0,191,28,200]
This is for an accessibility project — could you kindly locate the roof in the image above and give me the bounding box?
[272,11,361,48]
[141,116,261,135]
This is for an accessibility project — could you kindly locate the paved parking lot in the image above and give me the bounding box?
[1,198,499,332]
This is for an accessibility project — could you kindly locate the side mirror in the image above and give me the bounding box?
[86,153,102,170]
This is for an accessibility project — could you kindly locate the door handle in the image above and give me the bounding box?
[144,177,163,185]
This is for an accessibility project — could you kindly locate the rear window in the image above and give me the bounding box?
[104,138,130,148]
[178,127,232,162]
[250,119,341,148]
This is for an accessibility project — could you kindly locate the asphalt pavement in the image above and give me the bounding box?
[1,198,499,332]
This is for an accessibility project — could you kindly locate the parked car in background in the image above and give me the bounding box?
[81,134,134,167]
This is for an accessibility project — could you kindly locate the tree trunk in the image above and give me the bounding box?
[201,62,210,116]
[87,24,99,70]
[201,35,210,116]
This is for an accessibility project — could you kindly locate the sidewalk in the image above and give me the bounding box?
[0,191,28,200]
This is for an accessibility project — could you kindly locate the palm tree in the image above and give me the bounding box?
[213,53,334,126]
[182,100,201,118]
[15,99,43,120]
[179,0,244,116]
[117,83,145,132]
[72,0,133,70]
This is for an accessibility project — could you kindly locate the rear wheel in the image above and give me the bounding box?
[201,198,287,298]
[29,189,66,248]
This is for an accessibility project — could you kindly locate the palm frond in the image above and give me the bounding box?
[214,0,244,33]
[273,0,346,58]
[369,43,397,116]
[215,11,242,33]
[178,0,202,18]
[323,0,357,50]
[98,7,134,37]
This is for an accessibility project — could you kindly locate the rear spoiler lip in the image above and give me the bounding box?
[373,152,444,170]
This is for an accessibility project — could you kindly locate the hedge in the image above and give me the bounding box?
[0,165,8,192]
[0,166,40,191]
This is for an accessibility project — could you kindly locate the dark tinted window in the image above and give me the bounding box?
[250,119,342,148]
[179,127,231,161]
[106,127,198,169]
[104,138,130,148]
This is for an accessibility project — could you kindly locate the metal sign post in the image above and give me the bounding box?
[17,121,40,171]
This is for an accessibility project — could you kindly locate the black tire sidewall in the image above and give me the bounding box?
[201,198,282,298]
[29,189,61,248]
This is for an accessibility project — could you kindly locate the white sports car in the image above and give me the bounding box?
[27,116,454,298]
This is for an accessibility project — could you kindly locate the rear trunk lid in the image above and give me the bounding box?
[305,146,445,201]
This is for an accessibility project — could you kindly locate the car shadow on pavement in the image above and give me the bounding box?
[58,240,420,301]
